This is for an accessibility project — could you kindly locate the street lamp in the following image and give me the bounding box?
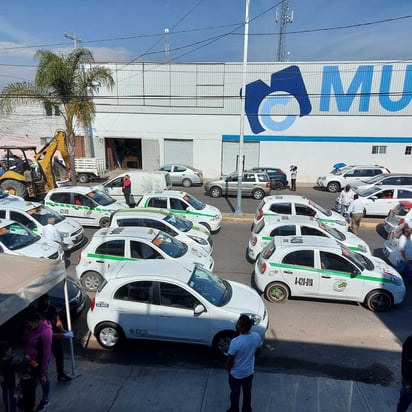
[64,32,81,49]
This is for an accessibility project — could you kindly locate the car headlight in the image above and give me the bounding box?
[212,214,221,221]
[358,245,367,253]
[389,275,403,286]
[61,232,69,238]
[242,313,262,326]
[189,235,208,245]
[336,221,347,226]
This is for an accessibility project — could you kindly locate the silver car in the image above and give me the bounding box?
[157,164,203,187]
[352,173,412,191]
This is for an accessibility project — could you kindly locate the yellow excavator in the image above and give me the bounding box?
[0,130,71,199]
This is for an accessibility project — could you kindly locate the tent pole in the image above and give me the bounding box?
[63,276,78,377]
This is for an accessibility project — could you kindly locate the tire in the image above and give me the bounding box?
[252,188,265,200]
[209,186,222,198]
[264,282,290,303]
[99,217,110,228]
[1,179,27,198]
[182,178,192,188]
[272,181,284,190]
[95,322,125,349]
[78,174,89,184]
[199,222,211,233]
[365,290,393,312]
[327,181,341,193]
[212,331,237,355]
[81,271,104,292]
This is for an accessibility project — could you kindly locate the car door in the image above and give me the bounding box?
[365,189,395,215]
[129,240,163,260]
[9,211,39,234]
[294,204,317,218]
[103,176,124,201]
[317,251,363,300]
[93,239,126,275]
[156,281,210,343]
[112,280,158,339]
[279,250,320,297]
[71,193,97,226]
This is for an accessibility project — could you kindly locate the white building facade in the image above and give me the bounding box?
[91,61,412,182]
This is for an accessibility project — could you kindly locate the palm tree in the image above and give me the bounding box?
[0,48,114,185]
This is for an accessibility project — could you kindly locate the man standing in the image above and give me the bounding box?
[122,174,132,206]
[397,335,412,412]
[42,217,62,246]
[347,193,365,235]
[226,315,262,412]
[290,166,297,191]
[398,225,412,280]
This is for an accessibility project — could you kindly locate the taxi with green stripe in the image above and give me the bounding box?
[137,190,222,233]
[76,226,215,292]
[253,195,347,232]
[253,235,405,312]
[247,215,370,262]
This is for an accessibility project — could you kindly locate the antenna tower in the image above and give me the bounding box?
[275,0,293,61]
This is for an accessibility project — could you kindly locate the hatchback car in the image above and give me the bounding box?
[254,236,405,312]
[110,208,213,254]
[384,201,412,233]
[357,186,412,216]
[205,171,271,200]
[383,223,405,268]
[76,226,215,291]
[351,173,412,191]
[247,167,288,190]
[247,215,370,262]
[0,218,63,260]
[157,164,203,187]
[87,260,268,353]
[44,186,128,228]
[0,197,84,251]
[317,165,390,193]
[253,195,348,231]
[137,190,222,233]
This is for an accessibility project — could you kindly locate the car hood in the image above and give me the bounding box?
[105,201,129,211]
[8,239,61,259]
[56,218,83,233]
[178,246,214,268]
[343,232,371,254]
[225,280,266,317]
[369,255,402,279]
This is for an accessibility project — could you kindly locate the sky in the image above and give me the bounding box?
[0,0,411,90]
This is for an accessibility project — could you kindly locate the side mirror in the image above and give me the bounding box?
[370,196,377,201]
[350,269,360,278]
[194,304,206,315]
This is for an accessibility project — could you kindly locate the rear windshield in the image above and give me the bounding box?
[392,203,410,217]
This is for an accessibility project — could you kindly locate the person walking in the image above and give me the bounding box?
[397,334,412,412]
[398,225,412,280]
[42,217,62,246]
[226,315,262,412]
[347,193,365,235]
[37,295,72,384]
[0,341,17,412]
[336,184,355,221]
[122,174,132,206]
[290,166,297,191]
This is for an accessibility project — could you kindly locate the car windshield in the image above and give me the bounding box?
[87,189,116,206]
[188,265,232,306]
[340,243,373,271]
[318,222,345,241]
[164,212,193,232]
[309,200,332,216]
[28,205,64,225]
[357,186,381,197]
[183,193,205,210]
[152,231,188,258]
[0,222,40,250]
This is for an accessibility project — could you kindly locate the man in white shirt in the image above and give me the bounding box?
[42,217,63,245]
[398,225,412,280]
[347,194,365,235]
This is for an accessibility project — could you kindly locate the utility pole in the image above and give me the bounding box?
[275,0,293,62]
[165,28,170,63]
[64,32,81,49]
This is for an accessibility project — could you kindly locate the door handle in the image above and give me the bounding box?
[321,275,331,279]
[96,260,104,263]
[284,270,293,274]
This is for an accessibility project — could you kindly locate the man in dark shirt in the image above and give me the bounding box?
[397,335,412,412]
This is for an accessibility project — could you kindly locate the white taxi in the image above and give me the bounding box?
[0,197,84,251]
[247,215,371,262]
[137,190,222,233]
[253,195,348,231]
[383,223,405,268]
[254,236,405,312]
[110,208,213,254]
[0,218,63,260]
[44,186,128,228]
[384,201,412,233]
[76,226,215,292]
[87,260,268,354]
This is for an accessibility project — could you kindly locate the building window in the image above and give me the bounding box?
[372,146,386,154]
[405,146,412,155]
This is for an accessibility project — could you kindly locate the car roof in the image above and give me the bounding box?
[261,215,320,227]
[113,207,169,219]
[399,201,412,209]
[47,186,95,195]
[142,190,189,197]
[262,194,309,204]
[93,226,159,240]
[0,198,42,211]
[274,235,340,250]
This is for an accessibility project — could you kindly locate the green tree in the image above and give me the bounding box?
[0,48,114,185]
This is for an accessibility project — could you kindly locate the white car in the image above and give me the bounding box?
[87,260,268,353]
[44,186,128,227]
[0,218,63,260]
[352,173,412,191]
[384,201,412,233]
[137,190,222,233]
[357,186,412,216]
[253,236,405,312]
[247,215,371,262]
[76,226,215,291]
[0,197,84,251]
[110,208,213,254]
[383,224,405,268]
[253,195,348,232]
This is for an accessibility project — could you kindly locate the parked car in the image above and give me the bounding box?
[254,236,405,312]
[351,173,412,191]
[44,186,128,228]
[253,195,348,231]
[0,218,63,260]
[205,171,271,200]
[137,190,222,233]
[357,186,412,216]
[110,208,213,254]
[384,201,412,233]
[383,223,405,268]
[0,197,84,251]
[157,164,203,187]
[317,165,391,193]
[87,260,268,353]
[76,226,215,291]
[247,215,370,262]
[247,167,288,190]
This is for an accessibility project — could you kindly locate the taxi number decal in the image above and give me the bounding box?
[295,277,313,287]
[129,329,148,336]
[60,208,69,215]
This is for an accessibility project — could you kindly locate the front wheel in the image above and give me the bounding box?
[78,174,89,184]
[1,179,27,198]
[264,282,290,303]
[99,217,110,228]
[327,181,341,193]
[212,331,237,355]
[95,322,125,349]
[252,188,265,200]
[182,178,192,188]
[272,181,284,190]
[365,290,393,312]
[81,271,104,292]
[209,186,222,198]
